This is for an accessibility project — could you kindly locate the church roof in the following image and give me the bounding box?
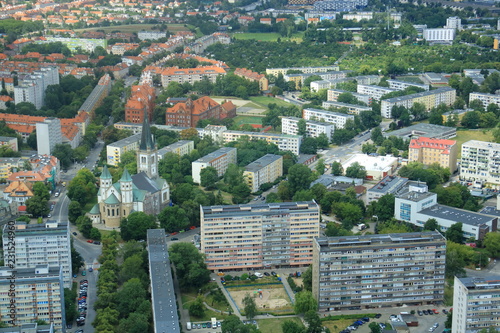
[132,172,161,193]
[139,112,155,151]
[89,204,100,214]
[120,168,132,182]
[104,193,120,205]
[101,165,112,179]
[133,188,146,201]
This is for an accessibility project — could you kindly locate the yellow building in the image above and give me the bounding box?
[106,133,141,166]
[0,157,26,179]
[243,154,283,193]
[408,137,458,172]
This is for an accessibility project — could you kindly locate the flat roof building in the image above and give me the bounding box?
[342,154,399,180]
[322,101,371,115]
[303,108,354,130]
[384,123,456,140]
[222,131,302,155]
[201,201,320,270]
[281,116,335,141]
[106,133,141,166]
[313,232,446,311]
[460,140,500,187]
[192,147,237,184]
[366,176,411,203]
[243,154,283,193]
[157,140,194,160]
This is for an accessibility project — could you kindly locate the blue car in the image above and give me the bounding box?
[355,321,364,325]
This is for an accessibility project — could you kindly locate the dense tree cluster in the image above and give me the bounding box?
[169,242,211,290]
[398,162,450,190]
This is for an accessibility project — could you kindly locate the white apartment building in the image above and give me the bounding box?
[327,89,372,105]
[302,108,354,129]
[36,118,62,156]
[423,28,456,42]
[357,84,396,101]
[387,79,429,91]
[266,65,339,76]
[0,265,65,331]
[460,140,500,186]
[381,87,456,118]
[281,117,335,141]
[446,16,462,30]
[106,133,141,166]
[2,222,72,289]
[192,147,237,184]
[469,92,500,107]
[322,101,372,115]
[243,154,283,193]
[452,276,500,333]
[138,30,168,41]
[157,140,194,160]
[201,201,320,270]
[313,232,446,311]
[222,131,302,155]
[14,67,59,110]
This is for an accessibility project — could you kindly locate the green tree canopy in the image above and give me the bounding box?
[120,212,157,241]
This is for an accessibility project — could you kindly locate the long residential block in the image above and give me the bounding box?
[313,232,446,311]
[357,84,396,101]
[322,101,372,115]
[157,140,194,160]
[327,88,372,105]
[201,201,320,271]
[192,147,237,184]
[266,65,339,76]
[460,140,500,186]
[302,108,354,129]
[469,92,500,107]
[281,116,335,141]
[243,154,283,193]
[387,79,429,91]
[222,131,302,155]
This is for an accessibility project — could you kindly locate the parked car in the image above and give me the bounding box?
[443,309,448,314]
[86,240,93,243]
[72,232,77,236]
[171,237,178,241]
[374,313,382,318]
[93,241,101,245]
[423,310,429,315]
[88,267,93,272]
[418,310,423,316]
[433,309,439,314]
[428,309,434,315]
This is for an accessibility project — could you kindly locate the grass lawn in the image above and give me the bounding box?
[83,196,97,213]
[249,96,294,108]
[257,317,304,333]
[98,229,120,241]
[233,115,263,126]
[323,319,357,333]
[74,24,190,34]
[232,32,304,42]
[455,129,494,157]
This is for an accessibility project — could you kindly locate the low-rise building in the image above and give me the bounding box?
[165,97,236,128]
[312,231,446,311]
[0,136,18,152]
[3,180,33,207]
[384,123,456,140]
[222,131,302,155]
[460,140,500,187]
[387,79,429,91]
[469,92,500,107]
[244,154,283,193]
[234,68,268,91]
[281,116,335,141]
[138,31,168,41]
[161,66,226,86]
[201,201,320,270]
[408,137,458,172]
[366,176,410,203]
[342,154,399,180]
[106,133,141,167]
[322,101,371,115]
[192,147,237,184]
[302,108,354,129]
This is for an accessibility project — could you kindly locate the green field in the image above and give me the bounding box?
[323,319,357,333]
[249,96,294,108]
[74,24,190,34]
[233,115,263,127]
[257,317,304,333]
[455,129,494,157]
[232,32,304,42]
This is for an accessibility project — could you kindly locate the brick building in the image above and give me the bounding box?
[165,97,236,127]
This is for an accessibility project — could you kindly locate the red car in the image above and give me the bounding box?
[170,232,178,236]
[86,240,93,243]
[433,309,439,314]
[190,226,196,230]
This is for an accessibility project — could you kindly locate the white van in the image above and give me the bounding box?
[211,318,217,328]
[254,272,263,278]
[186,322,191,330]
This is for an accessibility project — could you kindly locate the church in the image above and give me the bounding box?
[88,116,170,228]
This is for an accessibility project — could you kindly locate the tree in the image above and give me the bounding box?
[304,310,322,333]
[297,118,307,137]
[200,166,218,189]
[371,127,384,145]
[446,241,468,278]
[445,223,464,244]
[461,111,481,129]
[68,200,82,224]
[315,159,325,175]
[330,161,343,176]
[76,216,93,238]
[302,265,312,291]
[483,232,500,258]
[367,193,394,222]
[294,290,317,314]
[158,206,189,233]
[288,164,313,193]
[117,312,149,333]
[52,143,74,170]
[189,296,205,318]
[90,228,101,241]
[116,278,147,317]
[300,137,317,154]
[423,218,440,232]
[369,322,382,333]
[32,182,50,201]
[345,162,367,179]
[282,320,305,333]
[120,212,157,241]
[26,196,49,217]
[242,293,258,319]
[169,243,211,290]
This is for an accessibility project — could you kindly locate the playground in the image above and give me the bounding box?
[228,285,293,313]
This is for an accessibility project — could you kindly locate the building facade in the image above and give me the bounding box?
[234,68,269,91]
[222,131,302,155]
[106,134,141,167]
[423,28,456,42]
[387,79,429,91]
[312,232,446,311]
[161,66,226,86]
[243,154,283,193]
[192,147,237,184]
[14,67,59,110]
[469,92,500,108]
[302,108,354,129]
[36,118,62,156]
[460,140,500,186]
[2,221,72,289]
[165,97,236,128]
[322,101,372,115]
[357,84,396,101]
[266,65,339,76]
[124,74,156,124]
[327,89,372,105]
[408,137,458,172]
[452,276,500,333]
[281,117,335,141]
[201,201,320,270]
[157,140,194,160]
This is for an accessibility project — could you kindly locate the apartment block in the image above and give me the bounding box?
[243,154,283,193]
[106,133,141,166]
[387,79,429,91]
[125,72,155,124]
[0,137,18,152]
[469,92,500,107]
[201,201,320,270]
[161,66,226,86]
[36,118,62,156]
[14,67,59,110]
[0,157,25,179]
[381,87,456,118]
[312,0,368,11]
[302,108,354,129]
[285,71,350,90]
[322,101,372,115]
[460,140,500,186]
[446,16,462,30]
[157,140,194,160]
[234,68,269,91]
[222,131,302,155]
[394,185,497,241]
[192,147,237,184]
[452,276,500,333]
[408,137,458,172]
[2,222,72,289]
[138,30,167,41]
[281,117,335,141]
[327,89,372,105]
[423,28,456,42]
[266,65,339,76]
[357,84,396,101]
[0,265,65,331]
[312,232,446,311]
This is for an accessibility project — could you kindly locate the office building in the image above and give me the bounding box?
[387,80,429,91]
[408,137,458,172]
[201,201,320,270]
[385,123,456,140]
[157,140,194,160]
[313,232,446,311]
[381,87,456,118]
[2,222,72,289]
[106,134,141,167]
[222,131,302,155]
[0,265,65,331]
[469,92,500,108]
[302,108,354,129]
[322,101,371,115]
[342,154,398,180]
[357,84,396,101]
[146,229,180,333]
[423,28,456,43]
[394,185,497,241]
[36,118,62,156]
[281,117,335,141]
[192,147,237,184]
[460,140,500,186]
[452,276,500,333]
[243,154,283,193]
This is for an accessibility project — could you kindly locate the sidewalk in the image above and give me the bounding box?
[212,273,243,318]
[173,267,191,327]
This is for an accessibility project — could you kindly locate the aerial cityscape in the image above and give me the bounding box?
[0,0,500,332]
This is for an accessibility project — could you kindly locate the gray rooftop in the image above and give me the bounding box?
[283,116,333,127]
[368,176,409,194]
[108,133,141,148]
[158,140,193,155]
[147,229,180,333]
[323,101,371,110]
[202,201,319,216]
[224,130,301,139]
[383,87,455,103]
[194,147,236,163]
[304,108,355,118]
[457,275,500,289]
[420,204,495,226]
[2,221,68,237]
[384,123,456,139]
[0,266,62,282]
[397,190,436,202]
[244,154,282,173]
[480,206,500,217]
[132,172,160,193]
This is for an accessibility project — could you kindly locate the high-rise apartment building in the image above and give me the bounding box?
[36,118,62,156]
[460,140,500,186]
[201,201,320,270]
[0,265,65,331]
[312,232,446,312]
[192,147,237,184]
[14,67,59,110]
[243,154,283,193]
[453,276,500,333]
[2,222,72,289]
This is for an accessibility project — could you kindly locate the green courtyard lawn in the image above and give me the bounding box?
[233,115,263,127]
[257,317,304,333]
[249,96,294,108]
[455,129,494,157]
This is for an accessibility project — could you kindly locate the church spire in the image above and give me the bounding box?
[140,110,155,151]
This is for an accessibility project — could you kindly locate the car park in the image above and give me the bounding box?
[423,310,429,315]
[207,322,212,328]
[428,309,434,315]
[271,271,277,276]
[264,272,270,276]
[443,309,448,314]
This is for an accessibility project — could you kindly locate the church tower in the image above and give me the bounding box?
[120,168,133,217]
[137,111,158,179]
[99,165,112,200]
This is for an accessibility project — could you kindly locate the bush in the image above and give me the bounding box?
[287,277,303,293]
[241,273,249,280]
[224,274,233,281]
